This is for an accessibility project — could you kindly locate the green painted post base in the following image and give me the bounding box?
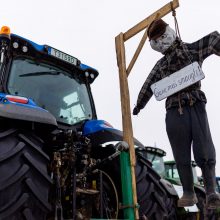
[120,151,135,220]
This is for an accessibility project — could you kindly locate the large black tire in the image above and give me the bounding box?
[93,145,177,220]
[136,155,177,220]
[0,127,52,220]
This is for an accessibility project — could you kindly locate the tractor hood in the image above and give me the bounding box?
[83,119,144,148]
[0,93,57,126]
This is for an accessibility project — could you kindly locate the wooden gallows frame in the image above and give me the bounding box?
[115,0,180,219]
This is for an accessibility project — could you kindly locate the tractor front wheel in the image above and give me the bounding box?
[0,127,52,220]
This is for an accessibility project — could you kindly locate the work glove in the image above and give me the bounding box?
[133,106,140,115]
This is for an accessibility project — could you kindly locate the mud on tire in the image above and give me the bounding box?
[0,128,52,220]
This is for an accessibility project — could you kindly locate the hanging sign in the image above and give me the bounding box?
[150,62,205,101]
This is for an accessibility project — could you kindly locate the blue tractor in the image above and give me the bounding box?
[0,26,179,220]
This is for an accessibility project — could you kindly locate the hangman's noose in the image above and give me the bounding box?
[170,2,181,40]
[170,2,194,63]
[170,2,195,114]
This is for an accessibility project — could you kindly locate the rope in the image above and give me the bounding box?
[170,2,194,64]
[170,2,195,115]
[170,2,181,40]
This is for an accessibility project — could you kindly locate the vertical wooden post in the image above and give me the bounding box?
[115,33,139,219]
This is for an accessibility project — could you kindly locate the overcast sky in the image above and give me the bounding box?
[1,0,220,175]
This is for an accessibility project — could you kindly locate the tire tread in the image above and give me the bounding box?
[0,128,52,220]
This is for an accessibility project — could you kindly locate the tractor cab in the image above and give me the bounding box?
[137,146,166,177]
[164,160,199,185]
[198,176,220,193]
[0,26,144,147]
[0,26,98,128]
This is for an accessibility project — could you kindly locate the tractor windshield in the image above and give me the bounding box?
[147,152,165,177]
[7,58,94,125]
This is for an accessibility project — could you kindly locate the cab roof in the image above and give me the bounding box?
[10,33,99,83]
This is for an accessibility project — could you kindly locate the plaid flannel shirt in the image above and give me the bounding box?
[136,31,220,110]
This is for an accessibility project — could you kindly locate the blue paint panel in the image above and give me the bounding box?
[11,34,99,76]
[83,119,117,135]
[11,34,45,52]
[47,47,52,54]
[80,63,98,72]
[0,93,47,111]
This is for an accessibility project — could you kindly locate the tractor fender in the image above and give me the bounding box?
[83,119,144,148]
[159,178,178,197]
[0,103,57,126]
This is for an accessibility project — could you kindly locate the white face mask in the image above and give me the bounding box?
[150,26,176,53]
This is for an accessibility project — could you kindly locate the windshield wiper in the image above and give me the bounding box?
[19,71,62,77]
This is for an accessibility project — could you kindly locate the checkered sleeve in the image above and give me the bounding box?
[190,31,220,63]
[208,31,220,56]
[136,62,160,109]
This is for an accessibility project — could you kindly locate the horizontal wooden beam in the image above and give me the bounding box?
[123,0,179,42]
